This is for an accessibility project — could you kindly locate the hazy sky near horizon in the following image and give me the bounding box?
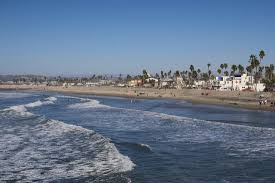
[0,0,275,76]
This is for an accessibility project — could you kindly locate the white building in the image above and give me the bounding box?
[145,77,159,87]
[217,74,265,92]
[160,78,174,88]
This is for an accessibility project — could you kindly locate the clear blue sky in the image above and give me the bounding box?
[0,0,275,76]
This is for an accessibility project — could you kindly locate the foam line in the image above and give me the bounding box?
[0,117,135,182]
[2,97,57,116]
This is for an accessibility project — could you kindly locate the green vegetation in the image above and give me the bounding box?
[140,49,274,91]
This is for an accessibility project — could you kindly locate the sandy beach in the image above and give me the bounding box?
[1,84,275,112]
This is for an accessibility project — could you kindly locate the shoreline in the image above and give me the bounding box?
[1,84,275,112]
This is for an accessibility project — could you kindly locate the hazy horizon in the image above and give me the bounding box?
[1,0,275,76]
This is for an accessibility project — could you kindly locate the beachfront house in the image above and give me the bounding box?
[193,80,206,89]
[85,82,97,87]
[145,77,159,87]
[217,76,232,91]
[128,79,142,87]
[160,78,174,88]
[193,79,217,89]
[217,73,265,92]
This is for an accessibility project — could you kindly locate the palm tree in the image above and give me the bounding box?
[263,64,275,90]
[118,74,122,81]
[231,64,238,90]
[174,70,180,77]
[246,65,253,88]
[223,63,228,76]
[220,64,224,75]
[224,63,228,70]
[238,64,244,74]
[224,71,229,76]
[249,55,257,88]
[126,74,132,81]
[207,63,211,75]
[259,50,265,63]
[258,66,264,79]
[217,69,222,75]
[258,50,265,83]
[270,64,275,76]
[189,65,195,86]
[142,69,148,84]
[190,65,194,72]
[155,73,160,79]
[201,73,209,81]
[142,69,148,78]
[160,70,164,79]
[220,64,224,70]
[231,65,237,75]
[207,63,211,87]
[208,70,212,78]
[265,64,274,80]
[192,70,198,81]
[249,54,257,72]
[168,70,172,78]
[197,69,201,80]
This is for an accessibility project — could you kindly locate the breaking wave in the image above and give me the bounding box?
[67,99,110,109]
[2,97,57,116]
[117,141,152,152]
[70,100,275,158]
[132,110,275,157]
[0,117,135,182]
[0,97,135,182]
[57,95,110,109]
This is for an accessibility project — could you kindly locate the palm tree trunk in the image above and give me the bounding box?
[255,66,257,91]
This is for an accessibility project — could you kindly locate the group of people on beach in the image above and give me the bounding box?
[258,96,275,109]
[259,99,268,106]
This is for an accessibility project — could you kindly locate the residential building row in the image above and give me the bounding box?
[126,73,266,92]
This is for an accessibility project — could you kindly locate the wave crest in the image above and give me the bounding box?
[0,117,135,182]
[2,97,57,116]
[68,99,110,109]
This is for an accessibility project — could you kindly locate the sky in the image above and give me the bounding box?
[0,0,275,76]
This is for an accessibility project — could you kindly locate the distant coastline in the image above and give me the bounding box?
[1,84,275,112]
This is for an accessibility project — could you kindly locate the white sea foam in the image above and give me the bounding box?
[116,107,275,132]
[68,99,110,109]
[140,143,151,149]
[138,110,275,156]
[2,96,57,116]
[53,95,273,133]
[24,100,54,108]
[57,95,87,100]
[62,95,275,133]
[6,105,33,116]
[45,96,57,101]
[86,105,275,157]
[61,95,275,135]
[0,117,135,182]
[57,95,110,109]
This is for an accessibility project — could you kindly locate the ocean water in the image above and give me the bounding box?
[1,90,275,183]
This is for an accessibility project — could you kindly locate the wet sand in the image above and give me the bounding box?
[1,84,275,112]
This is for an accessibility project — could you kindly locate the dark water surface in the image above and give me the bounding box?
[1,90,275,183]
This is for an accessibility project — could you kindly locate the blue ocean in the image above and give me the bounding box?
[1,90,275,183]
